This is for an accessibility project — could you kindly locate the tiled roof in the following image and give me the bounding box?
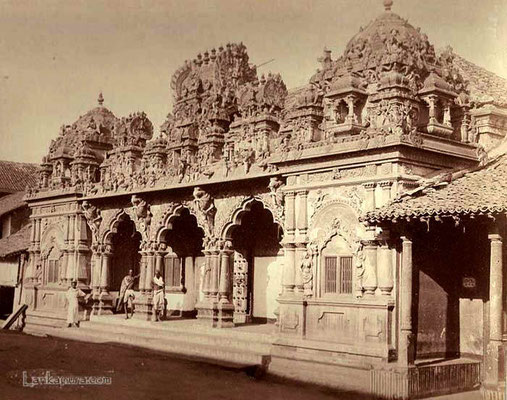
[0,223,31,258]
[363,153,507,223]
[450,52,507,107]
[0,161,39,193]
[0,191,27,218]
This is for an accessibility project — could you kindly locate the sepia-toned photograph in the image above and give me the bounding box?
[0,0,506,399]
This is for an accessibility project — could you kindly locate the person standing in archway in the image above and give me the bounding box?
[117,269,140,318]
[152,269,165,322]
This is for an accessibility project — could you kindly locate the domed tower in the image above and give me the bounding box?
[40,93,118,191]
[307,0,468,143]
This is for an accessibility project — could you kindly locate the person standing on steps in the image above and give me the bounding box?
[152,269,165,322]
[117,269,140,318]
[65,279,88,328]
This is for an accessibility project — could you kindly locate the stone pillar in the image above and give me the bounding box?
[133,245,153,321]
[145,248,155,295]
[210,249,220,301]
[202,250,211,300]
[362,240,378,296]
[379,181,393,207]
[155,248,165,278]
[363,183,376,211]
[90,245,101,314]
[282,243,296,295]
[295,243,306,295]
[285,191,296,236]
[196,248,218,322]
[217,244,234,328]
[377,232,394,296]
[98,244,113,315]
[399,236,415,365]
[296,190,308,236]
[139,250,146,294]
[483,233,505,397]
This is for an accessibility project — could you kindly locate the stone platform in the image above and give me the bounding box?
[23,316,485,399]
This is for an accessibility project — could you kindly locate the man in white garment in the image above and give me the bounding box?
[66,279,88,327]
[152,269,165,322]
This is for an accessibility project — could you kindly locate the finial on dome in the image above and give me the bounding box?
[98,92,104,106]
[383,0,393,11]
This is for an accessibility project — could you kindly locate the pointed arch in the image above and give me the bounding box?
[155,204,205,244]
[221,197,284,241]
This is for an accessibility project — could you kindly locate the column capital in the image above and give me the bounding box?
[400,235,413,244]
[296,189,308,196]
[488,233,502,242]
[284,190,296,198]
[379,180,393,188]
[363,182,376,190]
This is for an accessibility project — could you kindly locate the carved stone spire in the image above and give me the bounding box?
[383,0,393,11]
[98,92,104,106]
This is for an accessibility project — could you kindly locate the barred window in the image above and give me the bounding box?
[324,257,337,293]
[164,255,181,289]
[47,259,59,284]
[324,256,353,295]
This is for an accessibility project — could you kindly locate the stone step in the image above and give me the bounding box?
[24,323,271,370]
[25,311,67,329]
[87,317,274,350]
[82,321,272,355]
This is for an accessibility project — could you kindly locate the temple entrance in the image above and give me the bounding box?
[158,207,204,317]
[110,216,141,291]
[413,222,489,361]
[226,200,283,324]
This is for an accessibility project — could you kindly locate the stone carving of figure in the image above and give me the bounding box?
[81,201,102,241]
[192,187,216,237]
[131,195,152,238]
[177,156,189,183]
[268,177,285,207]
[301,245,314,297]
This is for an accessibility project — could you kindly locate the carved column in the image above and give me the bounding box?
[282,243,296,295]
[295,243,306,295]
[155,244,166,278]
[484,233,504,394]
[196,246,219,323]
[98,244,113,315]
[378,181,393,207]
[75,214,90,288]
[209,248,220,301]
[362,240,378,296]
[377,231,394,296]
[133,244,152,321]
[145,245,155,295]
[139,250,146,294]
[296,190,308,236]
[285,191,296,236]
[217,242,234,328]
[426,95,437,124]
[363,183,376,211]
[399,236,415,365]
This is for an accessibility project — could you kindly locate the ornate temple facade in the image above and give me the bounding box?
[21,1,507,398]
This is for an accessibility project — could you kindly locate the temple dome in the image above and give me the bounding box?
[47,93,118,160]
[343,2,437,74]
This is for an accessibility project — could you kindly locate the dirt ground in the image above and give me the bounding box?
[0,330,483,400]
[0,330,369,400]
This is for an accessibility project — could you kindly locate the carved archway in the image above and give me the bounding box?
[221,197,283,241]
[220,198,284,324]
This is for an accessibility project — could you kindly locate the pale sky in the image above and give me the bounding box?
[1,0,506,164]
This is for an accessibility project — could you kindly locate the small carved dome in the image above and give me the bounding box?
[343,7,437,71]
[329,71,364,93]
[419,71,455,95]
